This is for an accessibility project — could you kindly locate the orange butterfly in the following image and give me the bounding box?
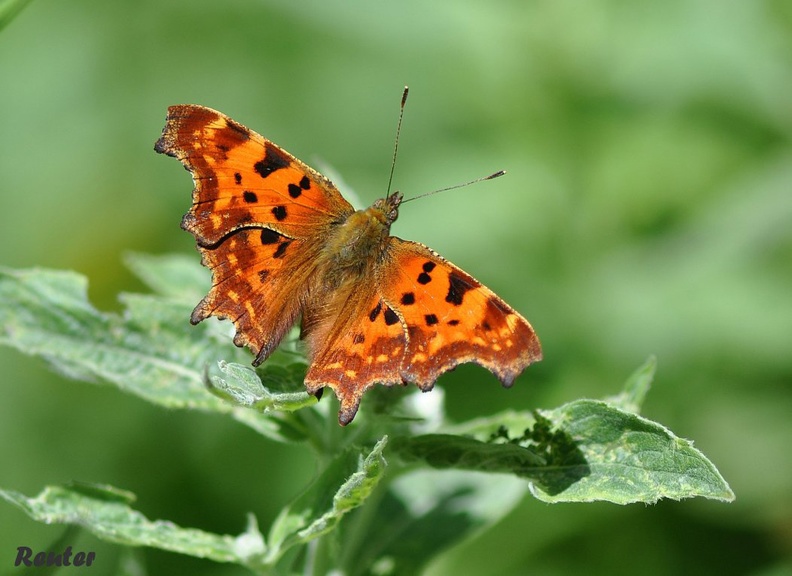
[155,100,542,425]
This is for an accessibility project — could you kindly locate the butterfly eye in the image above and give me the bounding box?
[385,192,403,222]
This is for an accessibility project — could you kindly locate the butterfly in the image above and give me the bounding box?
[154,101,542,425]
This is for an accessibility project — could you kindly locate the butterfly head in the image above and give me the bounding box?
[378,190,403,226]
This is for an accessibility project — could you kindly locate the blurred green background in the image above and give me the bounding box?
[1,0,791,574]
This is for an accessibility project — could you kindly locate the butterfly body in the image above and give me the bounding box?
[156,104,541,425]
[319,193,400,283]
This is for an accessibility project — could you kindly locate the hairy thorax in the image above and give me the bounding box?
[320,198,398,285]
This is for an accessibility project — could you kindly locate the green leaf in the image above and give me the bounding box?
[532,399,735,504]
[266,437,389,565]
[64,481,137,505]
[0,265,221,407]
[206,360,320,443]
[0,484,266,568]
[0,0,33,33]
[0,263,311,442]
[392,433,548,475]
[395,360,734,505]
[208,360,315,414]
[0,467,396,574]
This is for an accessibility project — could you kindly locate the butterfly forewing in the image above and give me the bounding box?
[156,104,353,364]
[155,104,354,246]
[381,238,542,387]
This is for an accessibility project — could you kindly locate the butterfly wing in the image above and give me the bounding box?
[155,105,355,363]
[303,290,408,425]
[381,237,542,387]
[304,236,542,424]
[155,104,354,245]
[193,228,321,363]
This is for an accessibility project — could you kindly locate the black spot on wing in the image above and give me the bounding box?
[272,206,287,221]
[383,307,399,326]
[234,172,243,184]
[243,191,258,203]
[425,314,438,326]
[369,301,382,322]
[400,292,415,305]
[299,176,311,189]
[260,229,280,245]
[417,261,436,285]
[254,142,289,178]
[273,241,291,259]
[288,183,302,198]
[446,271,476,306]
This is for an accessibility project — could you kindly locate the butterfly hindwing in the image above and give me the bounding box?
[303,291,407,425]
[194,228,324,364]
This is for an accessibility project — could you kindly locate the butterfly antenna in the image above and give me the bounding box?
[385,86,409,200]
[401,170,506,205]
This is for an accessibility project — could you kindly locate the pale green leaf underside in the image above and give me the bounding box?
[0,264,230,409]
[604,355,657,413]
[0,259,312,442]
[0,484,251,564]
[208,360,315,413]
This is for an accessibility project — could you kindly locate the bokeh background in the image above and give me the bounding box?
[1,0,791,574]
